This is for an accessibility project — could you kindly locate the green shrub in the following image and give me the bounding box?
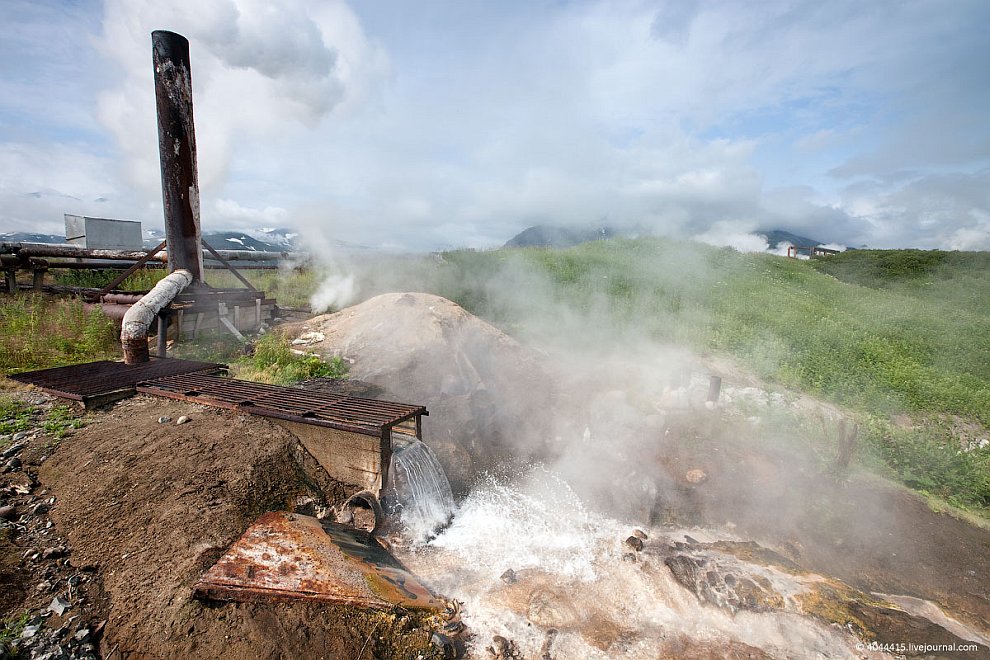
[232,332,348,385]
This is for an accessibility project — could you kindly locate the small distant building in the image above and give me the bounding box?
[64,215,143,250]
[787,245,839,259]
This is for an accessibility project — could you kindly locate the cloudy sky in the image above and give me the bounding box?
[1,0,988,251]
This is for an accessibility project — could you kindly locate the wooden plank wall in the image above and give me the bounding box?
[277,420,385,495]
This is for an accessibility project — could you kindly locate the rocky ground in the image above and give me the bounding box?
[1,392,106,660]
[0,388,449,660]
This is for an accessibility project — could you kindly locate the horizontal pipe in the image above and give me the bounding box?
[94,303,132,321]
[121,269,192,364]
[1,243,290,262]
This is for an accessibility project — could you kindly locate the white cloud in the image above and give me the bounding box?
[0,0,987,251]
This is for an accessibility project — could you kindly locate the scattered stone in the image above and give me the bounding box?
[157,416,171,424]
[2,441,26,458]
[33,502,51,515]
[685,468,708,484]
[621,553,638,563]
[21,624,41,639]
[12,431,30,442]
[36,580,53,593]
[500,568,518,585]
[624,536,644,552]
[48,596,71,616]
[74,628,90,642]
[291,331,325,345]
[5,456,22,472]
[176,416,191,425]
[0,505,15,520]
[489,635,521,659]
[42,547,67,560]
[684,535,699,545]
[631,529,648,540]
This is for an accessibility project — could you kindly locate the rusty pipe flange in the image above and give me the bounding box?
[342,490,384,537]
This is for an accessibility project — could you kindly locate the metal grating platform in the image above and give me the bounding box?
[7,358,226,407]
[136,373,426,437]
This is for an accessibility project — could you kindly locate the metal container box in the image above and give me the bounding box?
[64,214,143,250]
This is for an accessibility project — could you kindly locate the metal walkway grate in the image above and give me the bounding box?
[7,358,226,406]
[137,373,426,436]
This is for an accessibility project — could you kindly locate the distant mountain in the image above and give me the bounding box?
[757,229,824,249]
[505,225,616,249]
[144,229,294,252]
[0,232,66,245]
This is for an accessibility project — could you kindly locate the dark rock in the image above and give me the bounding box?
[294,496,317,517]
[539,628,558,660]
[442,620,464,636]
[157,416,171,424]
[42,547,67,560]
[621,553,638,563]
[431,632,455,659]
[2,442,26,458]
[665,554,784,614]
[33,502,50,515]
[665,555,705,590]
[12,431,29,442]
[0,505,15,520]
[500,568,518,585]
[490,635,518,659]
[624,536,644,551]
[684,535,699,545]
[4,457,21,472]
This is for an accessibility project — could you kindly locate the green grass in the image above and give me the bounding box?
[0,611,31,651]
[0,396,32,436]
[231,332,348,385]
[0,295,120,374]
[42,404,84,439]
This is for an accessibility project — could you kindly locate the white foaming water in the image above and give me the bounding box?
[388,438,456,541]
[397,467,873,659]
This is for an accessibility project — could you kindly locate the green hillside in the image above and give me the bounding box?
[371,239,990,512]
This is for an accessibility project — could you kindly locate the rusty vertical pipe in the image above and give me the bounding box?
[152,30,204,284]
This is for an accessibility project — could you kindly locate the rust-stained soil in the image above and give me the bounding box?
[655,411,990,643]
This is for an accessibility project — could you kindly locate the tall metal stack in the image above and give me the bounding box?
[152,30,204,284]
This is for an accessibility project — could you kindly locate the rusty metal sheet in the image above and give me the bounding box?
[193,511,442,611]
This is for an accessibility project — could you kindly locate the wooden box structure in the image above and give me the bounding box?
[136,373,426,497]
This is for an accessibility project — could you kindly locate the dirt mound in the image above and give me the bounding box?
[37,395,443,660]
[284,293,555,494]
